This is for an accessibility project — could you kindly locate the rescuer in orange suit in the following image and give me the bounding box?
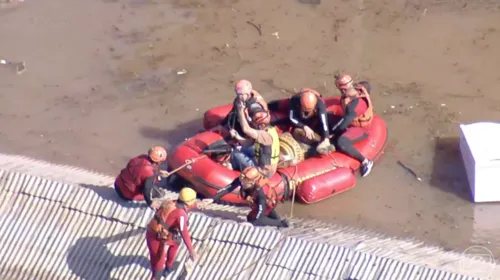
[146,187,201,279]
[202,167,289,228]
[114,146,178,209]
[212,79,269,136]
[332,73,374,177]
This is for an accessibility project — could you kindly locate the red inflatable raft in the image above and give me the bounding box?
[168,96,387,205]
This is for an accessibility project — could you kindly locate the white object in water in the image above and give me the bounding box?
[459,122,500,202]
[176,69,187,75]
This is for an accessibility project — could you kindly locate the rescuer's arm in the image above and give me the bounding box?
[237,104,260,140]
[142,176,156,207]
[289,108,307,128]
[179,214,195,255]
[316,100,330,140]
[332,99,359,132]
[289,96,306,129]
[212,178,240,202]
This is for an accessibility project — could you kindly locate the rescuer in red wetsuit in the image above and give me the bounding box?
[114,146,169,208]
[203,167,289,228]
[146,187,200,279]
[332,73,374,177]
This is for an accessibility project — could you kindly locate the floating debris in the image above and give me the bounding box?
[0,59,26,75]
[246,21,262,36]
[397,160,422,181]
[271,32,280,39]
[176,69,187,75]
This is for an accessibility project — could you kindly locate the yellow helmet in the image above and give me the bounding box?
[179,187,197,206]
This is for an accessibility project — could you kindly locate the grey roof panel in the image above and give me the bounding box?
[188,213,214,240]
[0,154,494,280]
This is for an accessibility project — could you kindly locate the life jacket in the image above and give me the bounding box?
[147,200,186,240]
[254,126,280,167]
[115,155,158,197]
[340,84,374,127]
[241,183,277,215]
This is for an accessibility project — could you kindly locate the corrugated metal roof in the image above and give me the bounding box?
[0,153,497,279]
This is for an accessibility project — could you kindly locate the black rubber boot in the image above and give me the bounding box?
[152,270,163,280]
[280,219,290,228]
[162,262,180,277]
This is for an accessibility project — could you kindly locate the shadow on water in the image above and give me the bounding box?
[430,137,471,201]
[67,228,149,280]
[139,118,204,150]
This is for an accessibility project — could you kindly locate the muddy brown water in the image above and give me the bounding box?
[2,0,500,258]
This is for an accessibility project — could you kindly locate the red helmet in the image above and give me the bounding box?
[235,80,252,95]
[335,73,354,90]
[252,111,271,126]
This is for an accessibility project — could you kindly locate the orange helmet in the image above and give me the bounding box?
[252,111,271,126]
[300,89,319,118]
[240,166,266,187]
[148,146,167,163]
[335,73,354,90]
[235,80,252,95]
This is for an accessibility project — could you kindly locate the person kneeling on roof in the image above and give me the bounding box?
[228,98,280,178]
[288,88,335,155]
[332,73,374,177]
[114,146,181,209]
[204,167,289,228]
[146,187,201,280]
